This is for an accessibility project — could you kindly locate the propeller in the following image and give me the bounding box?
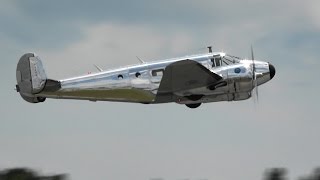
[251,46,259,103]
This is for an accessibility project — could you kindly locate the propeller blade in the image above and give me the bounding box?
[251,45,256,88]
[250,45,259,103]
[255,75,259,103]
[251,45,255,60]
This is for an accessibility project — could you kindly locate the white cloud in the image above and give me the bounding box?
[305,1,320,29]
[39,23,194,79]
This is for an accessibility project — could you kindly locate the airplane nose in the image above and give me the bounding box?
[269,63,276,79]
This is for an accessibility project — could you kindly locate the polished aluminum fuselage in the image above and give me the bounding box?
[38,52,272,104]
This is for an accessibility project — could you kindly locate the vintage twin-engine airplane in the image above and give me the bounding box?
[15,47,275,108]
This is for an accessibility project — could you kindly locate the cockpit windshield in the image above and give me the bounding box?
[223,54,241,64]
[211,54,241,67]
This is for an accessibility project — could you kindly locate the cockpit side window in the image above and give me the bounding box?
[215,57,222,66]
[211,56,222,67]
[210,57,215,67]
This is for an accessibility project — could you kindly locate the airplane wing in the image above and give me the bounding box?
[157,60,222,94]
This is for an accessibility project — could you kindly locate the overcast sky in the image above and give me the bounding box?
[1,1,320,180]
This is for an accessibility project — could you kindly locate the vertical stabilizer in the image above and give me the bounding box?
[16,53,47,103]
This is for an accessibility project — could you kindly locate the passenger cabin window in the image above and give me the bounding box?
[152,69,164,76]
[135,72,141,78]
[118,74,123,79]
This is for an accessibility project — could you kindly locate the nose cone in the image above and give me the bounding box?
[269,63,276,79]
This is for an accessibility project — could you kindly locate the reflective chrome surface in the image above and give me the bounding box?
[17,51,276,106]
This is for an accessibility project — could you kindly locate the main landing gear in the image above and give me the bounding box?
[185,103,202,109]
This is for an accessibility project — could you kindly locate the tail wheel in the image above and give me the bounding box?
[185,103,201,109]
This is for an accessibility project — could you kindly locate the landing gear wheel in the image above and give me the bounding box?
[185,95,203,101]
[185,103,201,109]
[37,97,46,102]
